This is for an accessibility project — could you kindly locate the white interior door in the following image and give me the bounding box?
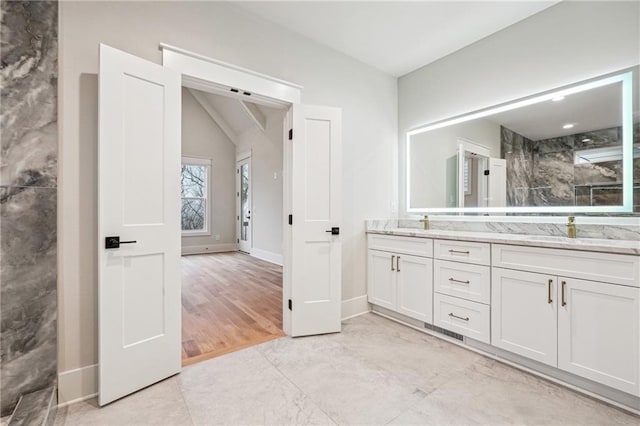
[98,44,181,406]
[290,104,342,337]
[488,157,507,208]
[237,156,252,253]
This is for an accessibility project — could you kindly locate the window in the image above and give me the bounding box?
[181,157,210,235]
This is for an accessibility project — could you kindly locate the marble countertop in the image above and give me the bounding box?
[366,228,640,255]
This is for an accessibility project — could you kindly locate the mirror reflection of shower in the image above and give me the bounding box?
[406,68,638,214]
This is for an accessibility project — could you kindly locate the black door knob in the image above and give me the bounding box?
[325,227,340,235]
[105,236,137,249]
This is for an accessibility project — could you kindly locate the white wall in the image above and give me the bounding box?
[236,110,285,263]
[58,0,397,395]
[398,1,640,213]
[181,88,236,253]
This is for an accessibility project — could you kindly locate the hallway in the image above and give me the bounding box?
[180,252,284,366]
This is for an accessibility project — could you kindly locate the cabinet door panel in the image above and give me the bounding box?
[367,250,396,310]
[558,278,640,396]
[396,254,433,323]
[491,268,557,366]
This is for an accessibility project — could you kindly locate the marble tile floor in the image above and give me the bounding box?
[54,314,639,425]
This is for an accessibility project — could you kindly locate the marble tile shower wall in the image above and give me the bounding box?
[0,0,58,416]
[501,125,640,210]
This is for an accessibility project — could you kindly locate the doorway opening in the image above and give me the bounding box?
[98,43,342,405]
[179,87,286,366]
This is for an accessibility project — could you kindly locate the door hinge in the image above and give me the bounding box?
[288,214,293,225]
[288,299,292,311]
[288,129,293,140]
[484,169,490,176]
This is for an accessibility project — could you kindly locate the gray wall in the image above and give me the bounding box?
[236,110,285,260]
[0,0,58,416]
[181,88,237,252]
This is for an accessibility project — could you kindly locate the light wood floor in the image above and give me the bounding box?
[181,252,284,366]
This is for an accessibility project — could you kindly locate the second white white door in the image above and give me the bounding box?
[98,44,181,406]
[290,104,342,337]
[237,156,252,253]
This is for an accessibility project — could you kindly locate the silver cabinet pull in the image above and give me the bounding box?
[396,256,401,272]
[448,249,470,255]
[391,255,395,271]
[448,313,469,321]
[561,280,567,306]
[448,278,470,284]
[548,279,553,304]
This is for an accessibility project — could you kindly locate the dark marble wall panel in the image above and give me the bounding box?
[532,151,575,206]
[0,0,58,416]
[501,126,534,206]
[502,124,638,211]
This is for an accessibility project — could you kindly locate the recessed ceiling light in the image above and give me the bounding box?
[582,138,592,142]
[552,96,565,102]
[563,124,574,129]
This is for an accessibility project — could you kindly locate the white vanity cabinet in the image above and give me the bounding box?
[366,229,640,406]
[558,277,640,396]
[491,244,640,396]
[367,234,433,323]
[433,240,491,343]
[491,268,558,365]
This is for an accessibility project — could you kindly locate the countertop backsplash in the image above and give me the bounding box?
[366,218,640,242]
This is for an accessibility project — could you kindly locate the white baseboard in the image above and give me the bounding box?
[181,243,238,256]
[250,248,283,266]
[341,295,370,320]
[57,364,98,407]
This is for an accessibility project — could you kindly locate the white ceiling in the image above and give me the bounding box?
[490,82,623,141]
[233,1,559,77]
[189,88,278,138]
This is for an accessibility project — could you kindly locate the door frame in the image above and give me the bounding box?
[161,43,301,335]
[236,152,252,254]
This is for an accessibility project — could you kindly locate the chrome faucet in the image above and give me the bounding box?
[566,216,576,239]
[419,215,430,230]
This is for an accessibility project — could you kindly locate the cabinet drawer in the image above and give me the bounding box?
[433,293,490,344]
[434,239,490,265]
[492,244,640,287]
[434,259,490,304]
[368,234,433,257]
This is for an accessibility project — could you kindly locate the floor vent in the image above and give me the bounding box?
[423,322,464,341]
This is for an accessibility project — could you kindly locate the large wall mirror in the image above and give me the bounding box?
[406,67,639,214]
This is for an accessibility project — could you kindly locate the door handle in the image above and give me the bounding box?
[325,227,340,235]
[105,236,137,249]
[391,255,395,271]
[396,256,400,272]
[548,279,553,304]
[561,280,567,306]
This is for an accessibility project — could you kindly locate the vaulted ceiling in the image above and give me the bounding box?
[232,1,560,77]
